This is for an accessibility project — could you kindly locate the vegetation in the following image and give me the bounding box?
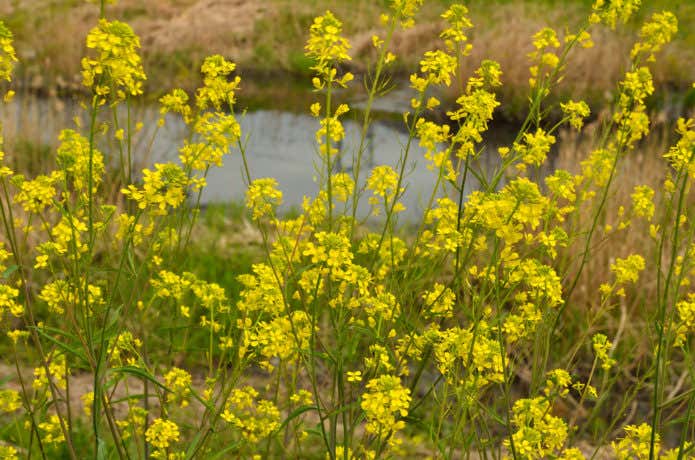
[2,0,694,117]
[0,0,694,459]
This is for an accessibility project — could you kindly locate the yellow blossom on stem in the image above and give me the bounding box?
[81,19,146,102]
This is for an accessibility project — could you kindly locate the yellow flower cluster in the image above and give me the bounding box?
[630,185,655,220]
[505,370,577,460]
[221,386,280,443]
[56,129,105,193]
[590,0,641,30]
[367,165,405,215]
[0,389,21,413]
[81,19,146,102]
[0,21,17,82]
[122,163,199,214]
[37,415,65,446]
[245,178,283,220]
[13,174,56,214]
[0,445,18,460]
[440,4,473,52]
[305,11,352,85]
[631,12,678,62]
[614,66,654,148]
[674,293,695,347]
[145,418,180,451]
[447,61,502,159]
[115,406,148,441]
[561,100,591,130]
[361,375,411,440]
[515,128,556,170]
[612,423,688,459]
[246,311,313,369]
[164,367,192,407]
[663,118,695,179]
[528,27,560,88]
[383,0,424,29]
[431,322,504,388]
[0,284,21,317]
[313,103,349,157]
[592,333,617,370]
[196,55,241,110]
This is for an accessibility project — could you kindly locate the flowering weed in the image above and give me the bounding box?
[0,1,693,459]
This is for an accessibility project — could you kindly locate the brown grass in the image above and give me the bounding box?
[2,0,692,110]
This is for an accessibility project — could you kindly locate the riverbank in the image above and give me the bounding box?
[2,0,693,120]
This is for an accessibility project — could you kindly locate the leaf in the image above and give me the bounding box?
[2,264,18,279]
[278,405,317,430]
[33,326,89,366]
[111,366,169,392]
[207,441,242,460]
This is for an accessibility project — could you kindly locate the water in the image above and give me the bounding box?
[2,95,491,221]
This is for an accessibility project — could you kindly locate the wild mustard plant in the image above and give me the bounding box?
[0,0,693,459]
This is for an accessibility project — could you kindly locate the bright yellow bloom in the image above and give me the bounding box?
[81,19,146,101]
[592,333,617,370]
[221,386,280,443]
[419,50,457,87]
[196,55,241,110]
[145,418,180,450]
[590,0,641,30]
[631,185,655,220]
[305,11,351,79]
[0,389,21,413]
[164,367,192,407]
[0,21,18,82]
[246,177,283,219]
[38,415,65,446]
[361,375,411,439]
[631,11,678,61]
[560,100,590,130]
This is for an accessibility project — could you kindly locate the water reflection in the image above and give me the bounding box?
[3,96,493,221]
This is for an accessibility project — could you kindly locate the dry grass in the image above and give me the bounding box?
[2,0,692,112]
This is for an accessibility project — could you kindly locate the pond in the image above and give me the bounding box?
[2,93,514,221]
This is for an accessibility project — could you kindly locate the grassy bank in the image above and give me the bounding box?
[2,0,694,118]
[0,0,694,458]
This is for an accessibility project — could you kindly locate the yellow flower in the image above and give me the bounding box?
[164,367,192,407]
[440,4,473,51]
[589,0,641,30]
[560,100,590,130]
[419,50,457,87]
[221,387,280,443]
[81,19,146,102]
[305,11,351,79]
[611,254,645,285]
[246,178,283,219]
[0,445,18,460]
[592,333,617,370]
[631,185,655,220]
[390,0,424,29]
[196,55,241,110]
[366,165,404,214]
[145,418,180,450]
[0,284,22,317]
[347,371,362,383]
[38,415,65,446]
[0,21,18,82]
[631,11,677,61]
[361,375,411,439]
[0,389,21,413]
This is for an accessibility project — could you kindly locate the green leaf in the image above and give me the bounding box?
[278,405,317,430]
[111,366,169,392]
[2,264,18,279]
[33,326,89,366]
